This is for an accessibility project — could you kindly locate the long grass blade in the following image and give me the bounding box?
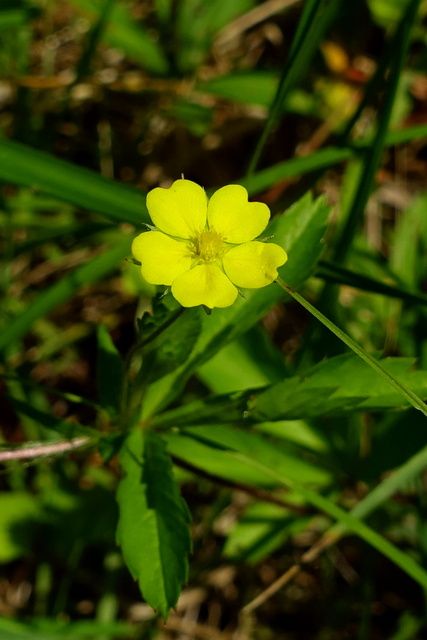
[0,137,148,226]
[333,0,423,264]
[317,260,427,307]
[247,0,339,175]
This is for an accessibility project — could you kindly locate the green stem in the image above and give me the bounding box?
[333,0,422,264]
[276,277,427,418]
[247,0,338,175]
[119,306,186,431]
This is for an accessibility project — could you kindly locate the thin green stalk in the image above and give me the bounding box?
[231,449,427,590]
[276,277,427,418]
[119,307,186,431]
[241,123,427,196]
[334,0,422,264]
[247,0,339,175]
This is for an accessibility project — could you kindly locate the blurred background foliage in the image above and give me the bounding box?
[1,0,427,638]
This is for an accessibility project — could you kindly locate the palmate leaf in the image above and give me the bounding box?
[116,428,191,618]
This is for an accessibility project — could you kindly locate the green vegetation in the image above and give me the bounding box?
[1,0,427,638]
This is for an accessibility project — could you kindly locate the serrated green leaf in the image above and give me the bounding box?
[250,353,427,421]
[96,325,124,418]
[153,354,427,428]
[116,429,191,618]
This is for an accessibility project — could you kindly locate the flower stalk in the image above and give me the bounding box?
[276,277,427,417]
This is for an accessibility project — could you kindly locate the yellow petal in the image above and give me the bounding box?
[207,185,270,243]
[132,231,193,285]
[147,179,207,239]
[171,264,238,308]
[223,241,287,288]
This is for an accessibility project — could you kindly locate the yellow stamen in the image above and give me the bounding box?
[190,228,226,263]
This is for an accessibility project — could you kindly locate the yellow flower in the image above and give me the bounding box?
[132,179,287,309]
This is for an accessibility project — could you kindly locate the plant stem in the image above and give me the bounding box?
[0,437,90,462]
[119,306,186,431]
[276,277,427,418]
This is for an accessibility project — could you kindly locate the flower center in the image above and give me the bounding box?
[191,228,225,263]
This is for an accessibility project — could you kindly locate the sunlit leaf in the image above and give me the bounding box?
[116,429,191,618]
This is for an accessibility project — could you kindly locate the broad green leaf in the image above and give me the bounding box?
[116,428,191,618]
[96,325,124,418]
[164,425,331,487]
[69,0,169,75]
[250,353,427,421]
[0,138,148,226]
[255,420,330,453]
[0,239,131,354]
[155,0,173,24]
[142,193,331,416]
[0,493,39,562]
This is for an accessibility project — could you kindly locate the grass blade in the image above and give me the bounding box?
[0,137,148,226]
[317,259,427,307]
[247,0,339,174]
[230,450,427,590]
[334,0,423,264]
